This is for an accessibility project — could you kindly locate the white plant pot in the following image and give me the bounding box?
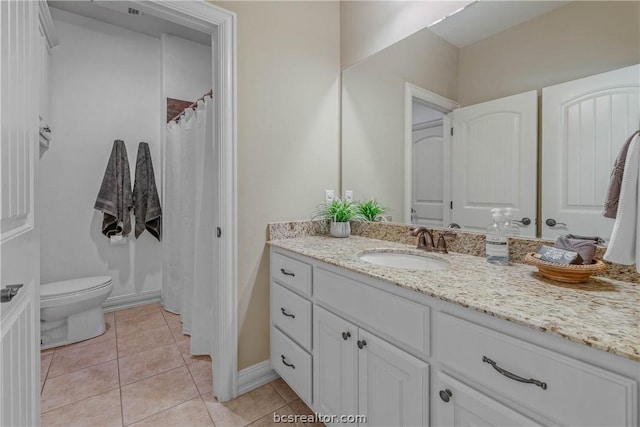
[330,221,350,238]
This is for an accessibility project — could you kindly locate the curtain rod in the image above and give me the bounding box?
[170,89,213,123]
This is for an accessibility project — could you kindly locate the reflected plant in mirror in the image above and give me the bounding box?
[357,198,388,222]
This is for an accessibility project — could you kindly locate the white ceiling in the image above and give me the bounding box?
[429,1,569,48]
[49,0,211,46]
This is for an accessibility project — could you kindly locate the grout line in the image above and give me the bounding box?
[115,308,125,427]
[40,386,121,416]
[198,394,217,427]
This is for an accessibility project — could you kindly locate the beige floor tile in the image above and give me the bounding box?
[120,365,199,425]
[41,348,55,356]
[187,358,213,395]
[115,303,162,321]
[161,309,181,325]
[248,405,303,427]
[202,384,286,427]
[41,388,122,427]
[41,353,53,381]
[129,396,214,427]
[117,324,174,357]
[119,343,185,385]
[116,311,166,337]
[48,338,117,378]
[289,399,324,427]
[270,378,299,403]
[41,360,119,413]
[168,322,187,340]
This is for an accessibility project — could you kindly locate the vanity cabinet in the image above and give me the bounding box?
[269,247,639,427]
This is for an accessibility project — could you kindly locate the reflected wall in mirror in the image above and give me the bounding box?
[341,1,640,238]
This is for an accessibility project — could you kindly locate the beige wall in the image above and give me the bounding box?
[458,1,640,106]
[342,26,458,219]
[340,0,470,70]
[213,1,341,370]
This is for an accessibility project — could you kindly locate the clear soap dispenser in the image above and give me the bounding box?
[486,208,509,265]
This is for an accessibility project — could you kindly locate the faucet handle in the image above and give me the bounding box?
[436,230,457,253]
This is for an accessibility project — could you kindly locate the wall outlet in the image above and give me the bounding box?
[324,189,335,203]
[344,190,353,202]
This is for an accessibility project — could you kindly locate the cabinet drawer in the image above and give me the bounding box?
[315,267,429,357]
[271,282,312,351]
[271,251,312,296]
[271,326,312,404]
[437,313,636,426]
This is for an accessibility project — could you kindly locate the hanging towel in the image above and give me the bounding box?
[604,132,640,272]
[603,130,640,218]
[94,140,133,237]
[133,142,162,240]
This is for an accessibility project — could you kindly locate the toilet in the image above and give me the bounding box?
[40,276,113,349]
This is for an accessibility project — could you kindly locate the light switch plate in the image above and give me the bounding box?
[344,190,353,202]
[325,189,335,203]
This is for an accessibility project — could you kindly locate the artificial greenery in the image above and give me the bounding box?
[313,199,366,223]
[357,198,388,222]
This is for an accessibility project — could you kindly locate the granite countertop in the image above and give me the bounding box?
[268,235,640,362]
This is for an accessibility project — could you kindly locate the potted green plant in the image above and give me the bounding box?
[313,199,365,238]
[357,198,388,222]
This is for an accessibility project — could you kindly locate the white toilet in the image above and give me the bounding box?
[40,276,113,349]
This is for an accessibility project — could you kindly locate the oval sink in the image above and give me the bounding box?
[358,251,450,271]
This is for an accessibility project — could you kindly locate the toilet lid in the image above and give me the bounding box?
[41,276,112,298]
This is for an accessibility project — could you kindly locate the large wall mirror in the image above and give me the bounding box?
[341,1,640,239]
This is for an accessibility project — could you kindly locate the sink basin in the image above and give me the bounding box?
[357,251,450,271]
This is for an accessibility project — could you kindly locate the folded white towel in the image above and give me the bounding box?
[604,132,640,272]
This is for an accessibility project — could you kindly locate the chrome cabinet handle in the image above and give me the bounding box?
[357,339,367,349]
[281,355,295,369]
[545,218,566,227]
[514,217,532,226]
[439,389,452,403]
[280,308,295,319]
[280,268,295,277]
[342,331,351,340]
[1,284,23,303]
[482,356,547,390]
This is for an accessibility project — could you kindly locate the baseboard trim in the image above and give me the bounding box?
[237,360,279,395]
[103,290,162,313]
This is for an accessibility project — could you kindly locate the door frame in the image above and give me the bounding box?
[129,0,238,402]
[404,83,458,224]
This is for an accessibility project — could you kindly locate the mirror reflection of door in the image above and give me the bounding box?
[411,100,445,226]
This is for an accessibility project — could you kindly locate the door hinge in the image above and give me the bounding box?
[450,127,454,136]
[450,201,453,210]
[216,227,222,238]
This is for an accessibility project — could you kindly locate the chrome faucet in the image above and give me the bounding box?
[410,227,456,254]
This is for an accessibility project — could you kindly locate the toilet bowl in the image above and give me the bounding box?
[40,276,113,349]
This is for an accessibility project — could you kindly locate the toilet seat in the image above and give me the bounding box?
[41,276,112,299]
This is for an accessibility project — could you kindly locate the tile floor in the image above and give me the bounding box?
[40,303,318,427]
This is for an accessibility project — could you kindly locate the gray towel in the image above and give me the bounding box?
[603,130,640,218]
[133,142,162,240]
[554,236,596,265]
[94,140,132,237]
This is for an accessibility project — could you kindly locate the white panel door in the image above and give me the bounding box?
[451,91,537,236]
[313,306,358,427]
[435,373,541,427]
[0,0,42,426]
[358,330,428,427]
[412,123,444,226]
[541,64,640,240]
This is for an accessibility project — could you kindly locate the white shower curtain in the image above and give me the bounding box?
[162,95,217,356]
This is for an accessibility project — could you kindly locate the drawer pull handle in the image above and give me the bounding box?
[482,356,547,390]
[281,355,295,369]
[280,308,295,318]
[342,331,351,340]
[439,389,452,403]
[280,268,295,277]
[357,339,367,349]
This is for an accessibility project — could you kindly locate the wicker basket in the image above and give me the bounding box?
[524,252,606,284]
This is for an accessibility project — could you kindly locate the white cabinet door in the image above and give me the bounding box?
[0,0,42,425]
[435,373,541,427]
[358,330,429,427]
[451,91,537,236]
[314,306,358,426]
[412,123,444,227]
[541,64,640,240]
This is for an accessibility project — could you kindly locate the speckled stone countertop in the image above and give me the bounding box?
[269,235,640,362]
